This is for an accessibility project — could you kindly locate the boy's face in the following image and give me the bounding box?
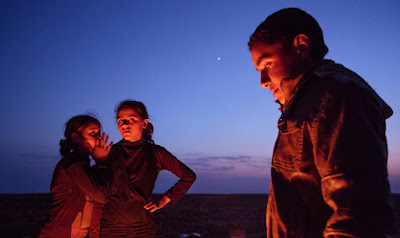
[251,42,302,105]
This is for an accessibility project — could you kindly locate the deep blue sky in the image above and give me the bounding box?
[1,0,400,194]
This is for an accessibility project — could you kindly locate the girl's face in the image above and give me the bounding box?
[73,122,101,155]
[117,108,148,142]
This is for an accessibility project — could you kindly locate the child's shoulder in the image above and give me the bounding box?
[51,157,70,176]
[148,142,166,151]
[55,157,68,168]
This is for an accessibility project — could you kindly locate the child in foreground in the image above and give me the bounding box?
[100,100,196,237]
[39,115,113,238]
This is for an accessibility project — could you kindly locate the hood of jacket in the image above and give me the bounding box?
[312,60,393,119]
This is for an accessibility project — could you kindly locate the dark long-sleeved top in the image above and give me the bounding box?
[101,139,196,227]
[266,60,398,237]
[38,152,110,238]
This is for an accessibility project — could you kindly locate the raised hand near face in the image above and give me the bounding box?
[91,132,113,161]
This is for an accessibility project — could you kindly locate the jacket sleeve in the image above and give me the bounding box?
[66,160,111,204]
[311,85,396,237]
[155,146,196,204]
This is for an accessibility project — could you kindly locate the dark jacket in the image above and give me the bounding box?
[38,153,110,238]
[100,139,196,236]
[266,60,398,238]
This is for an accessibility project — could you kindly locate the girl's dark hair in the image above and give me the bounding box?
[59,115,101,156]
[248,8,328,60]
[115,100,154,143]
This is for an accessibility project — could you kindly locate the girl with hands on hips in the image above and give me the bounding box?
[99,100,196,238]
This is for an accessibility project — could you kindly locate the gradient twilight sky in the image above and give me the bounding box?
[1,0,400,194]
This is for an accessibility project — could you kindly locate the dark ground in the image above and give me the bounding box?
[0,193,399,238]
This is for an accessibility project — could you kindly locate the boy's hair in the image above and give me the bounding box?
[248,8,328,60]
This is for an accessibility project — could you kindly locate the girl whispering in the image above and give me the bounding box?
[100,100,196,237]
[39,115,113,238]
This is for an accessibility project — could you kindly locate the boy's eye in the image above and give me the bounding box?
[129,118,135,123]
[264,62,271,70]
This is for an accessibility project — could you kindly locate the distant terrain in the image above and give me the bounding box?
[0,194,399,238]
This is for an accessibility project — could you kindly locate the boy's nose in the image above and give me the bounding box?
[260,70,271,88]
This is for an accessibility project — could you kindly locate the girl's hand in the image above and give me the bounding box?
[144,195,171,213]
[91,132,113,161]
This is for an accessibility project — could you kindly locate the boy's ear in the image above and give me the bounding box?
[70,132,81,143]
[143,119,149,129]
[293,34,311,57]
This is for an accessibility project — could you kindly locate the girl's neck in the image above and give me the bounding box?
[124,137,143,143]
